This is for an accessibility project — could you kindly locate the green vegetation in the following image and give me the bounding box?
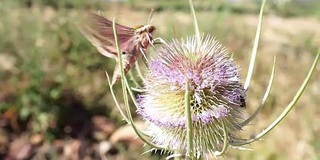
[0,0,319,159]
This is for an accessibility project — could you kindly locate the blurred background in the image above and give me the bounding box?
[0,0,319,159]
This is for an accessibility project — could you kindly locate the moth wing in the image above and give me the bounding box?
[78,24,118,59]
[87,12,135,46]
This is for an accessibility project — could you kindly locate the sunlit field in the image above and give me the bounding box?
[0,0,319,159]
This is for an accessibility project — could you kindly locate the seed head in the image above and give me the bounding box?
[137,35,246,156]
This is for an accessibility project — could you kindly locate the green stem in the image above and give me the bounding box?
[241,54,276,127]
[184,78,194,159]
[112,18,165,150]
[128,70,141,88]
[214,119,228,156]
[232,52,319,146]
[135,61,146,82]
[105,71,129,123]
[189,0,200,45]
[244,0,267,90]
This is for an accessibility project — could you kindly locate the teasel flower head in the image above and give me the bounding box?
[137,35,246,156]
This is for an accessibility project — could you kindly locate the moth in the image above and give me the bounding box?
[78,11,158,86]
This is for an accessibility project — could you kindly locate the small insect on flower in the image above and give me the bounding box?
[78,11,157,85]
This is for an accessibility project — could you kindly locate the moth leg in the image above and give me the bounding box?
[152,37,167,45]
[147,37,165,50]
[139,47,149,63]
[146,34,157,50]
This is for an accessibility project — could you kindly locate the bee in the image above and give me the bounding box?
[240,95,246,108]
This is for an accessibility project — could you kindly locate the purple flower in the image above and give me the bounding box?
[137,35,246,155]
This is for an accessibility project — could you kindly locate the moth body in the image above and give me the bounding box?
[79,12,156,86]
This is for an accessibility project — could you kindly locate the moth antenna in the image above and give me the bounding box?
[147,9,154,24]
